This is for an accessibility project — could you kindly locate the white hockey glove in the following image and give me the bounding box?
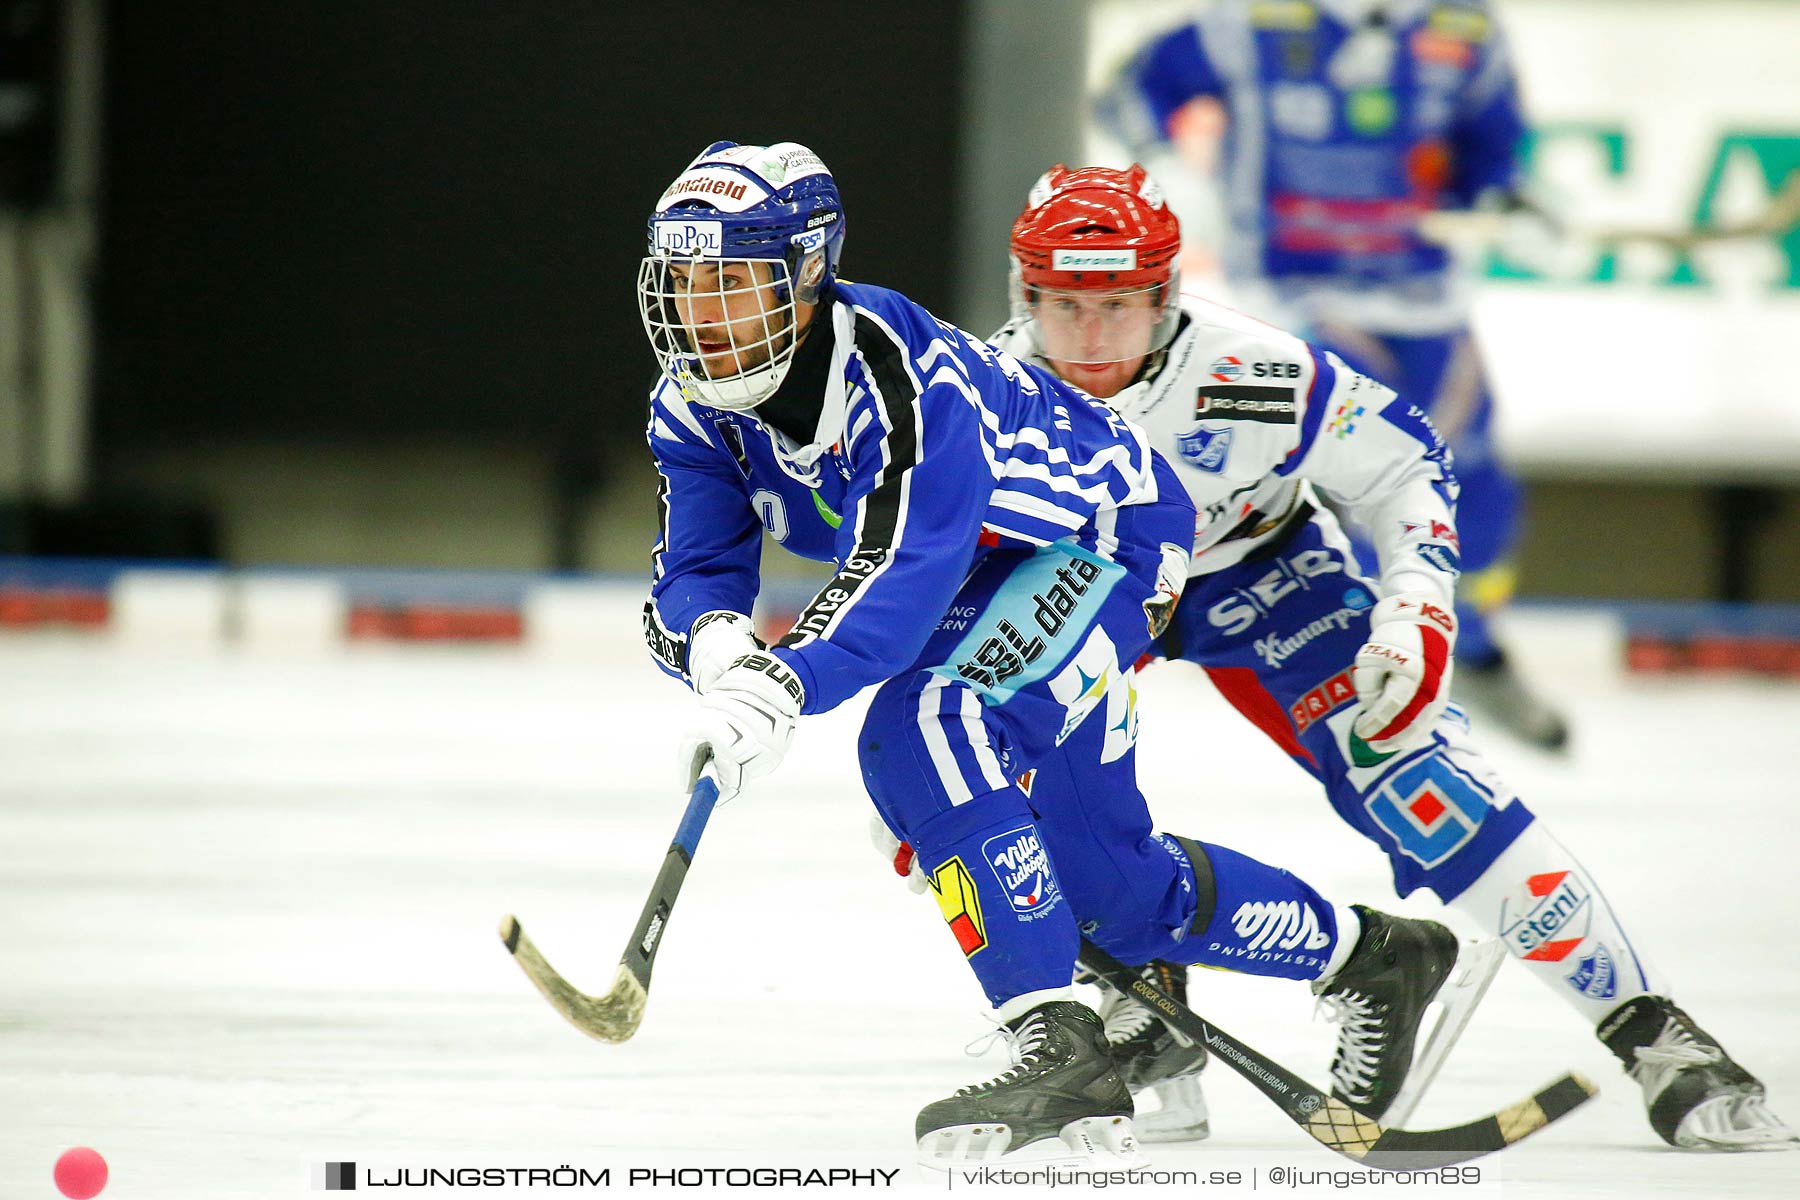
[1351,593,1456,763]
[868,812,928,895]
[685,610,763,694]
[677,651,803,801]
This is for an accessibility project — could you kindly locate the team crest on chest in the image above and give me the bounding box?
[1176,425,1233,473]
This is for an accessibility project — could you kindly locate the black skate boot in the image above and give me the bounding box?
[1599,995,1799,1150]
[1313,905,1503,1123]
[916,1000,1138,1166]
[1456,648,1570,752]
[1096,960,1210,1142]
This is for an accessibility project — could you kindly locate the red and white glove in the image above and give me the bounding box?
[869,813,928,894]
[1352,593,1456,757]
[677,652,803,801]
[686,610,763,695]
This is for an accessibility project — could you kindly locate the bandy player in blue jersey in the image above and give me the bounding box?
[979,161,1795,1151]
[1099,0,1568,749]
[637,140,1495,1164]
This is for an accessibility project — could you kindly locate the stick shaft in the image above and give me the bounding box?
[500,773,721,1043]
[620,775,719,991]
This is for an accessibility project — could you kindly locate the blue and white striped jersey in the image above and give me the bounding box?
[644,280,1176,714]
[1101,0,1526,332]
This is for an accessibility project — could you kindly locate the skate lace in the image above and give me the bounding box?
[1316,990,1385,1100]
[1631,1019,1722,1083]
[1101,995,1157,1046]
[956,1012,1052,1096]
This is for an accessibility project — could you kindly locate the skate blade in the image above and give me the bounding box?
[1674,1095,1800,1152]
[1136,1074,1211,1144]
[916,1115,1142,1169]
[1382,938,1507,1127]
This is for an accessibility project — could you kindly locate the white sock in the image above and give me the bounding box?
[1449,821,1666,1026]
[995,986,1076,1024]
[1315,904,1363,983]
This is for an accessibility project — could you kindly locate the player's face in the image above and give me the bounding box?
[1034,285,1159,400]
[666,259,794,379]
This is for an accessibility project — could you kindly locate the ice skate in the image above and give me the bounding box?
[1096,960,1210,1142]
[1314,906,1505,1123]
[916,1000,1140,1167]
[1600,995,1800,1151]
[1456,650,1570,751]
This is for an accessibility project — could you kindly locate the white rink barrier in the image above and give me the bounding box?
[7,559,1797,676]
[0,563,656,661]
[110,568,230,651]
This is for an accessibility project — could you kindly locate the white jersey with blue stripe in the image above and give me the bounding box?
[644,280,1168,714]
[991,293,1459,607]
[1101,0,1526,333]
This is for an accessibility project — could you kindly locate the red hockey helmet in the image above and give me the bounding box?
[1010,164,1182,291]
[1009,164,1183,374]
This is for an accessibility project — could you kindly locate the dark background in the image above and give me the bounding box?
[97,2,963,493]
[5,0,1790,598]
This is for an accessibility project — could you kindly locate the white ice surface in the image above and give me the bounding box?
[2,609,1796,1197]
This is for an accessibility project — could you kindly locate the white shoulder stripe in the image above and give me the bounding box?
[653,377,713,441]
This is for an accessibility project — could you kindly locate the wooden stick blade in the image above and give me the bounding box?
[499,915,647,1044]
[1355,1072,1600,1169]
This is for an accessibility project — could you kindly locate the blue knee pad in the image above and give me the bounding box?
[1081,835,1341,982]
[908,793,1079,1006]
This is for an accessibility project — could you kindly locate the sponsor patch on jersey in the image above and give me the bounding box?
[1500,870,1593,963]
[1401,518,1461,551]
[1567,942,1619,1002]
[1380,398,1448,455]
[929,856,987,956]
[641,602,687,676]
[1176,425,1233,473]
[1364,755,1492,869]
[781,549,890,645]
[1417,543,1461,574]
[652,219,724,257]
[984,826,1061,918]
[1328,398,1365,439]
[1196,384,1298,423]
[1209,356,1244,382]
[1291,667,1357,733]
[714,418,753,477]
[1254,604,1366,670]
[1052,248,1137,271]
[933,545,1125,702]
[1203,546,1347,636]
